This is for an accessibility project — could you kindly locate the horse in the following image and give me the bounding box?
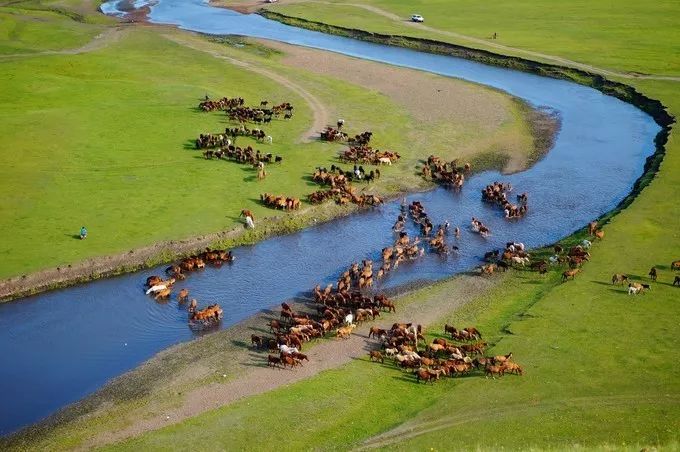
[562,269,580,281]
[416,369,437,384]
[611,274,628,285]
[671,260,680,271]
[648,267,657,281]
[369,351,384,363]
[267,354,282,369]
[178,288,189,302]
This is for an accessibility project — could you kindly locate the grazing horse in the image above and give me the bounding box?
[562,268,580,281]
[594,230,605,240]
[485,364,505,379]
[673,276,680,286]
[611,274,628,285]
[648,267,657,281]
[504,362,524,375]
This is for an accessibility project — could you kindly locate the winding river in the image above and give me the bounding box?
[0,0,661,436]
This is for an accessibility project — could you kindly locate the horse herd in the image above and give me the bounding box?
[612,258,680,295]
[367,323,522,382]
[143,248,234,327]
[421,155,470,189]
[481,181,528,219]
[308,166,384,207]
[252,291,399,369]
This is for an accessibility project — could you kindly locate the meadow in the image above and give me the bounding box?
[0,0,536,280]
[1,0,679,450]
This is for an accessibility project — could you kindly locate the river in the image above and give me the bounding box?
[0,0,660,436]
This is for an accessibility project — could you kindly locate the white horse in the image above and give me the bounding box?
[279,344,299,354]
[581,239,592,249]
[378,157,392,165]
[245,216,255,229]
[265,135,273,144]
[344,313,354,326]
[145,284,167,295]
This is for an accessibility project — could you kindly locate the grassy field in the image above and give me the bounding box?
[69,0,680,450]
[0,1,537,280]
[267,0,680,76]
[106,259,680,450]
[2,0,679,450]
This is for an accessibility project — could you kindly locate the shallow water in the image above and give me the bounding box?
[0,0,661,436]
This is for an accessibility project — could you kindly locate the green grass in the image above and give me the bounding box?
[2,0,679,449]
[105,260,680,450]
[77,0,680,450]
[269,0,680,75]
[0,8,535,280]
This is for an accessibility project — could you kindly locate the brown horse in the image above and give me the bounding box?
[588,221,598,235]
[416,369,437,384]
[154,288,171,301]
[369,351,384,363]
[178,288,189,302]
[562,268,580,281]
[485,364,505,379]
[612,273,628,285]
[504,362,524,375]
[671,260,680,271]
[267,354,282,369]
[240,209,254,220]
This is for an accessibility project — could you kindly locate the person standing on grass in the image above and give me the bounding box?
[79,226,88,240]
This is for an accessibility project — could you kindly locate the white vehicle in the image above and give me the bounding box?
[411,14,424,23]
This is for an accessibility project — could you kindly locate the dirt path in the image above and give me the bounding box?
[215,0,680,82]
[85,274,499,448]
[162,33,330,142]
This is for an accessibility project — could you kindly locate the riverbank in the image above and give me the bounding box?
[0,14,550,301]
[1,271,506,450]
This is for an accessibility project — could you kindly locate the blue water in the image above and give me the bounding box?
[0,0,660,436]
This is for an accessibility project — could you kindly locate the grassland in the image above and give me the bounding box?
[0,1,537,282]
[65,0,680,450]
[266,0,680,76]
[1,0,679,450]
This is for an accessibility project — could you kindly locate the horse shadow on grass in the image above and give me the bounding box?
[590,280,612,286]
[183,140,197,150]
[65,233,82,240]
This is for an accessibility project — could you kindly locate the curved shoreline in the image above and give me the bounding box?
[0,27,559,303]
[0,15,671,302]
[258,11,674,221]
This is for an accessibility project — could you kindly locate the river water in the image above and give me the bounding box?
[0,0,661,436]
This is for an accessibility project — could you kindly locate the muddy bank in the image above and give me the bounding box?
[1,272,501,450]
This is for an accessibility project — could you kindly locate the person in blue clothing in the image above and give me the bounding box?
[79,226,88,240]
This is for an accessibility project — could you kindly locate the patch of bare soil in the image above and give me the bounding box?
[263,39,509,128]
[76,274,500,448]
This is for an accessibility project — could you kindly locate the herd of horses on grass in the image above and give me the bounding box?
[612,259,680,295]
[367,323,522,382]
